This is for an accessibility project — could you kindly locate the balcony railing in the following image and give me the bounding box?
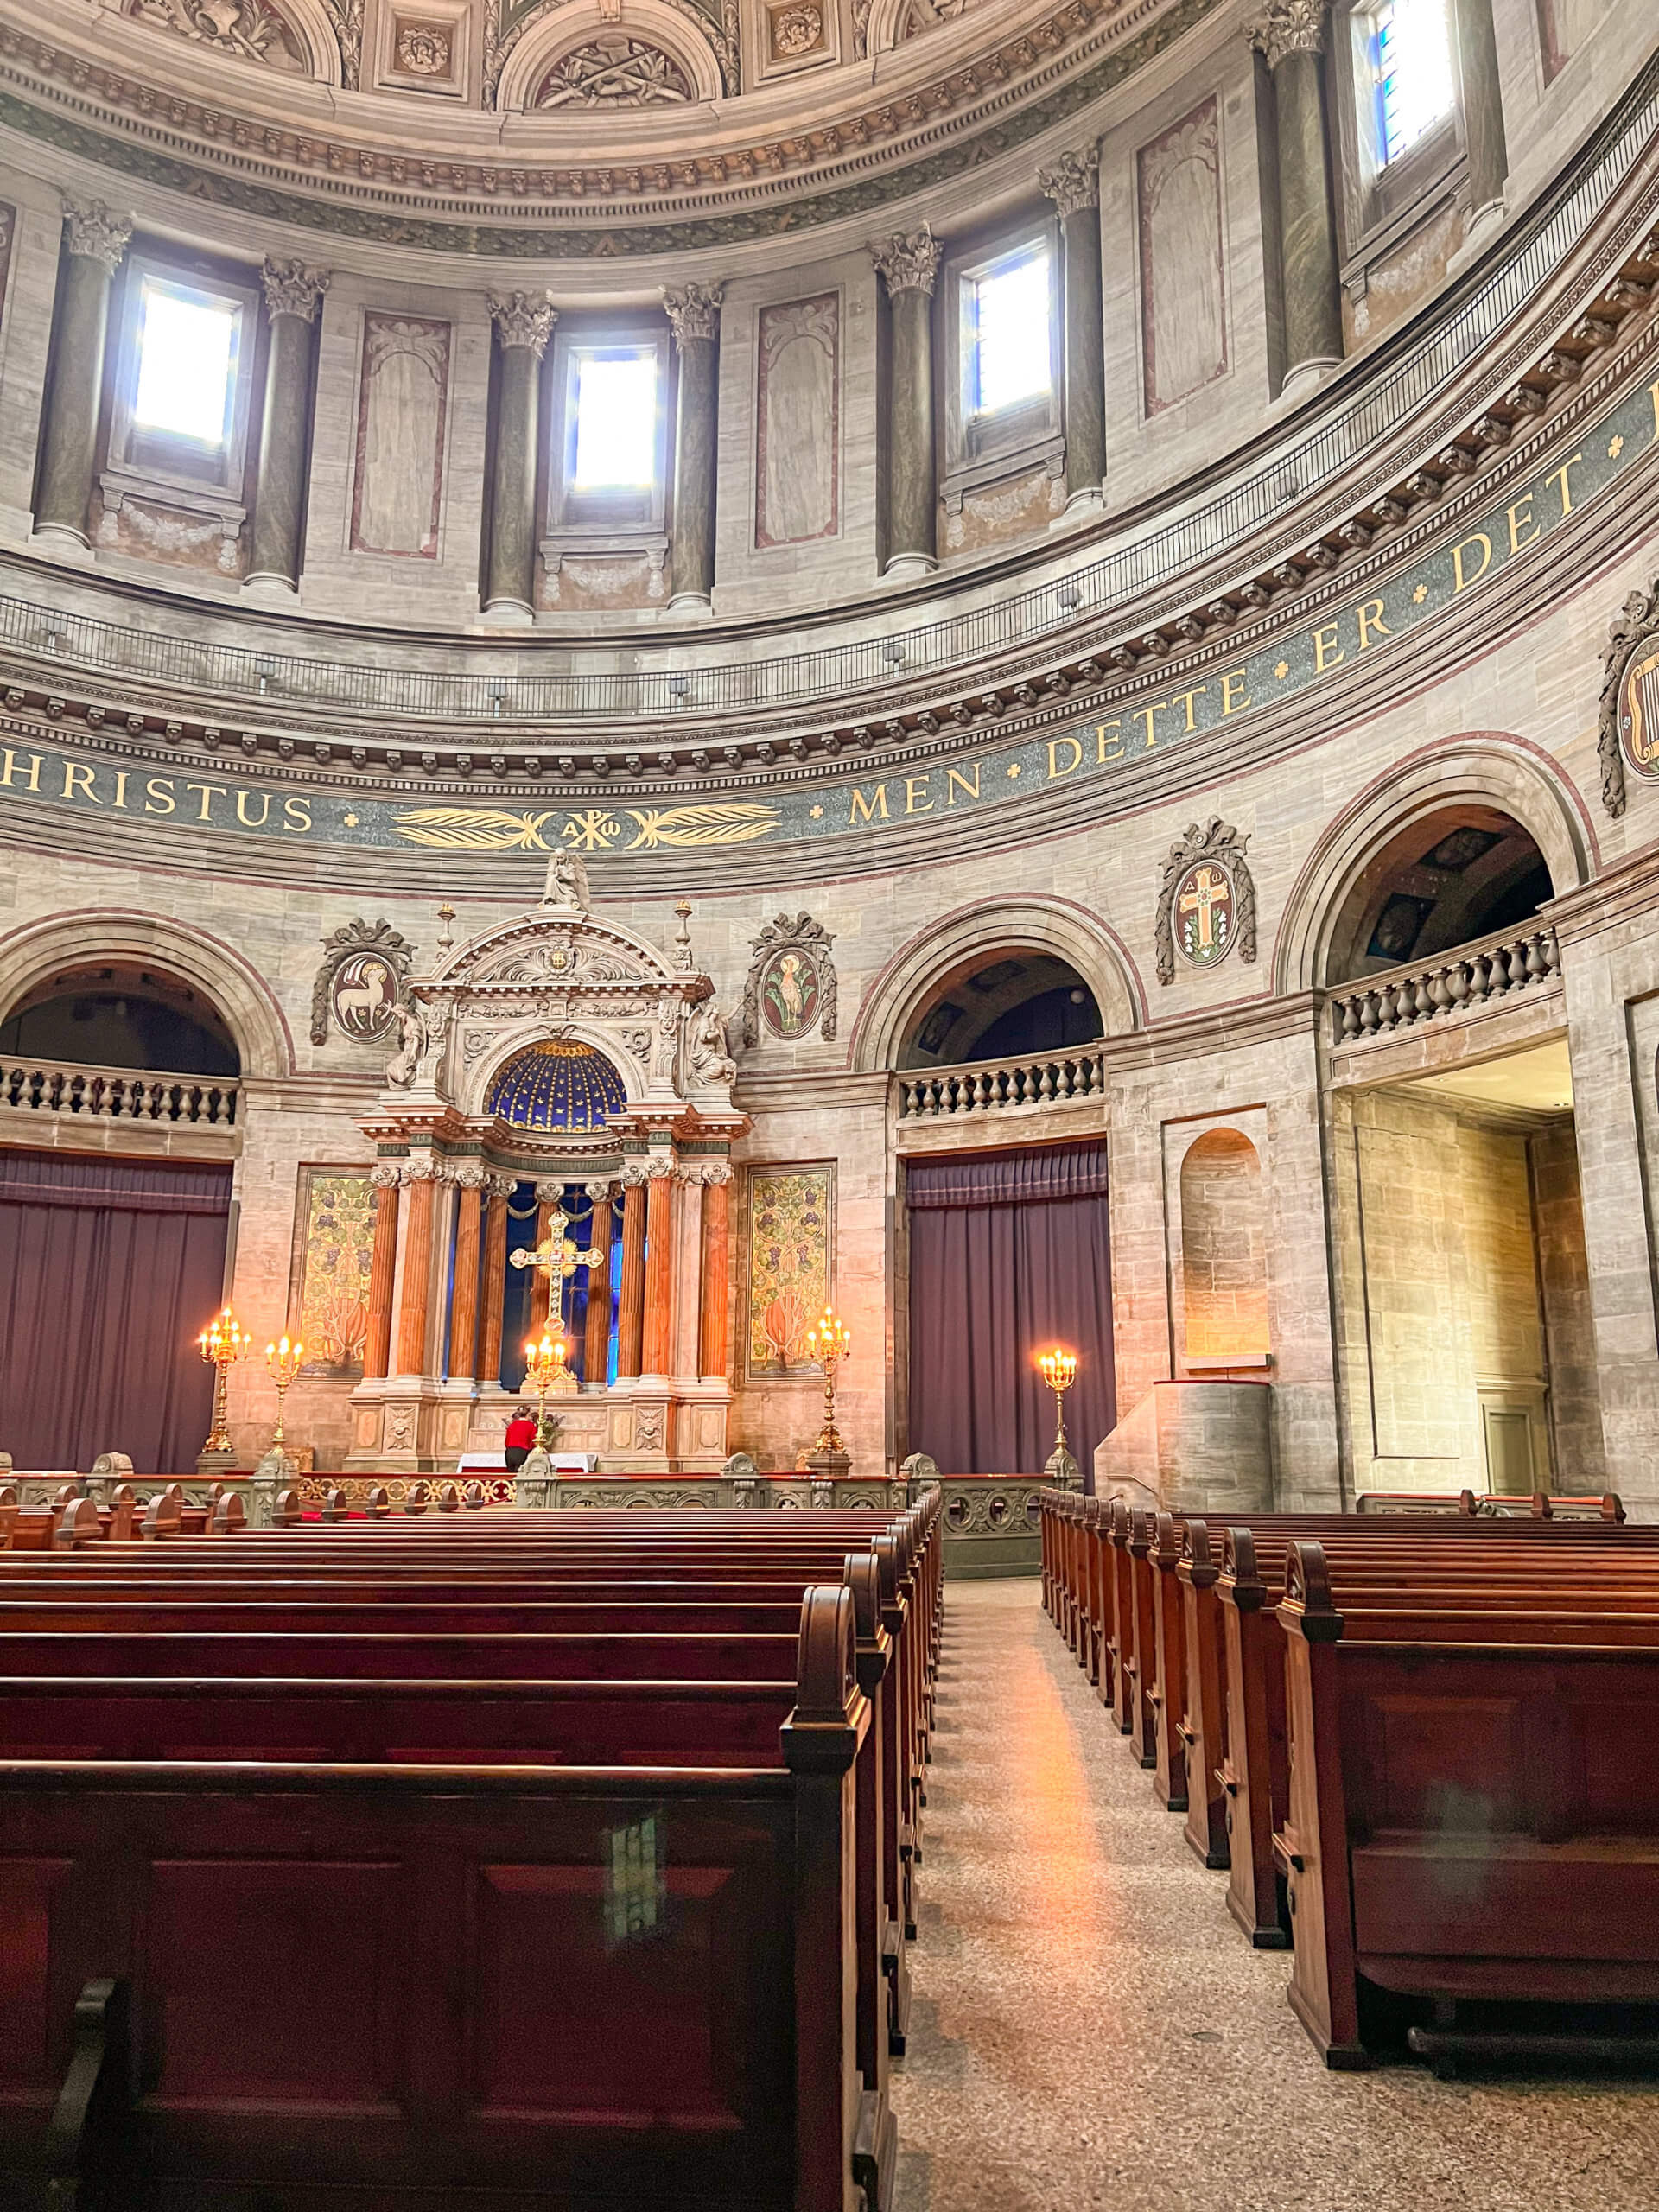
[1328,922,1560,1047]
[897,1046,1107,1122]
[0,1056,240,1127]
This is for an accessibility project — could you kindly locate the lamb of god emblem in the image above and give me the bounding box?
[1173,860,1235,969]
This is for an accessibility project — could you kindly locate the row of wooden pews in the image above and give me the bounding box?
[1039,1487,1659,2073]
[0,1487,942,2210]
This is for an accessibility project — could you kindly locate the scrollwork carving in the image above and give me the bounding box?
[741,911,837,1047]
[1597,575,1659,818]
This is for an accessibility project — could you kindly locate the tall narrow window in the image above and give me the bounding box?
[572,349,660,491]
[965,245,1054,423]
[132,276,240,452]
[1370,0,1456,168]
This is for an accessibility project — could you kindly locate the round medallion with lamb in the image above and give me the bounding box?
[330,950,402,1040]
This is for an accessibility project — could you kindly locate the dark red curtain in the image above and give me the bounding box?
[906,1138,1114,1484]
[0,1150,232,1473]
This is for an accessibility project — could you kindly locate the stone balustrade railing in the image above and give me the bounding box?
[896,1046,1107,1122]
[1328,923,1560,1046]
[0,1055,240,1127]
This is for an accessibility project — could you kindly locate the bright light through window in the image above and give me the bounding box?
[1372,0,1456,168]
[132,281,236,447]
[970,250,1052,418]
[573,352,658,490]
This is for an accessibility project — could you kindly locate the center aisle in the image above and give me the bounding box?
[888,1578,1657,2212]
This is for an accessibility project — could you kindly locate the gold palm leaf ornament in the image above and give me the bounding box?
[626,804,779,849]
[391,809,556,851]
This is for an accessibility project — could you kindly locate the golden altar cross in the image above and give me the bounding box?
[509,1203,604,1335]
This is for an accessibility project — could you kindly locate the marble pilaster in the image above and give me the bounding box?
[483,291,554,624]
[446,1170,484,1381]
[870,226,941,579]
[641,1161,677,1378]
[616,1171,648,1378]
[362,1166,400,1382]
[475,1183,510,1387]
[1249,1,1344,399]
[699,1165,732,1382]
[664,282,724,615]
[1039,149,1107,513]
[583,1182,615,1385]
[245,257,329,597]
[35,200,130,549]
[392,1166,438,1376]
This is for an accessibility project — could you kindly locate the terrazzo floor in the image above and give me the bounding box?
[887,1576,1659,2212]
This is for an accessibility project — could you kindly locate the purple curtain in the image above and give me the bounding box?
[0,1151,232,1474]
[906,1138,1114,1484]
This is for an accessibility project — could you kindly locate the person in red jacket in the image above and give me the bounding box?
[503,1405,538,1471]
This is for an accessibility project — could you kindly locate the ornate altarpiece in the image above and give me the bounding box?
[347,865,747,1474]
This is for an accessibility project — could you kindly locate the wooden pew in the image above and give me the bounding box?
[0,1584,888,2212]
[1276,1539,1659,2069]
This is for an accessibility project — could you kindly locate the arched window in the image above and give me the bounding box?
[899,957,1101,1070]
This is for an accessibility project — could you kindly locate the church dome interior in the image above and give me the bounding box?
[2,0,1659,2196]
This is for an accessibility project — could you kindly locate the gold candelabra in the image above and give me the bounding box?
[1038,1345,1079,1485]
[523,1330,575,1446]
[196,1305,252,1456]
[804,1306,851,1456]
[264,1333,305,1452]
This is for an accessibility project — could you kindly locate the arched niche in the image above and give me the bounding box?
[0,912,293,1078]
[851,896,1143,1074]
[1273,738,1594,994]
[484,1038,630,1134]
[494,0,725,111]
[1178,1127,1269,1366]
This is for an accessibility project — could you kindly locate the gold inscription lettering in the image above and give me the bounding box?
[283,796,312,835]
[1547,452,1585,516]
[849,784,889,824]
[1132,701,1167,749]
[143,776,176,816]
[1505,494,1539,556]
[1357,600,1391,652]
[0,748,43,792]
[1047,736,1084,779]
[185,782,228,823]
[1452,533,1492,593]
[1313,623,1345,672]
[904,774,932,815]
[1219,671,1250,716]
[111,770,129,810]
[235,789,271,830]
[1172,685,1208,733]
[60,761,96,802]
[1096,721,1125,762]
[945,765,981,804]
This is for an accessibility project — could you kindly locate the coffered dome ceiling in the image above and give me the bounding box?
[0,0,1216,250]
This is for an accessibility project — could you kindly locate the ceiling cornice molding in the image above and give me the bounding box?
[0,0,1221,252]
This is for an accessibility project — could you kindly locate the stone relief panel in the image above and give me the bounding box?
[350,313,451,559]
[372,0,474,97]
[533,36,696,105]
[125,0,315,71]
[755,293,839,550]
[1537,0,1612,81]
[539,548,667,612]
[288,1166,377,1378]
[745,1164,834,1381]
[1137,95,1228,416]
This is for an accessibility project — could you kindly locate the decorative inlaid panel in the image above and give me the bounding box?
[755,293,839,549]
[350,313,451,558]
[1137,95,1227,416]
[745,1164,834,1381]
[289,1166,377,1377]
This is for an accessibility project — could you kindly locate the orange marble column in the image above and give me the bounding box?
[698,1166,731,1381]
[446,1175,483,1381]
[527,1189,555,1337]
[616,1175,647,1378]
[642,1166,676,1377]
[362,1169,400,1382]
[393,1169,436,1376]
[582,1185,614,1385]
[475,1185,508,1386]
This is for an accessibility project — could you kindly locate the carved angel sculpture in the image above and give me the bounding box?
[690,1001,736,1086]
[385,1001,424,1088]
[541,849,591,912]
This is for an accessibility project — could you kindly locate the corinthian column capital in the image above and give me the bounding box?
[261,256,331,323]
[489,290,556,357]
[662,282,725,348]
[1248,0,1329,67]
[1039,147,1101,218]
[869,224,942,299]
[61,199,131,275]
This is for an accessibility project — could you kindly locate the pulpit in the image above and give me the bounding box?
[345,859,746,1476]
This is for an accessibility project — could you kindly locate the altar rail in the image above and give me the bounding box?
[1326,921,1560,1048]
[0,1055,240,1128]
[896,1047,1107,1124]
